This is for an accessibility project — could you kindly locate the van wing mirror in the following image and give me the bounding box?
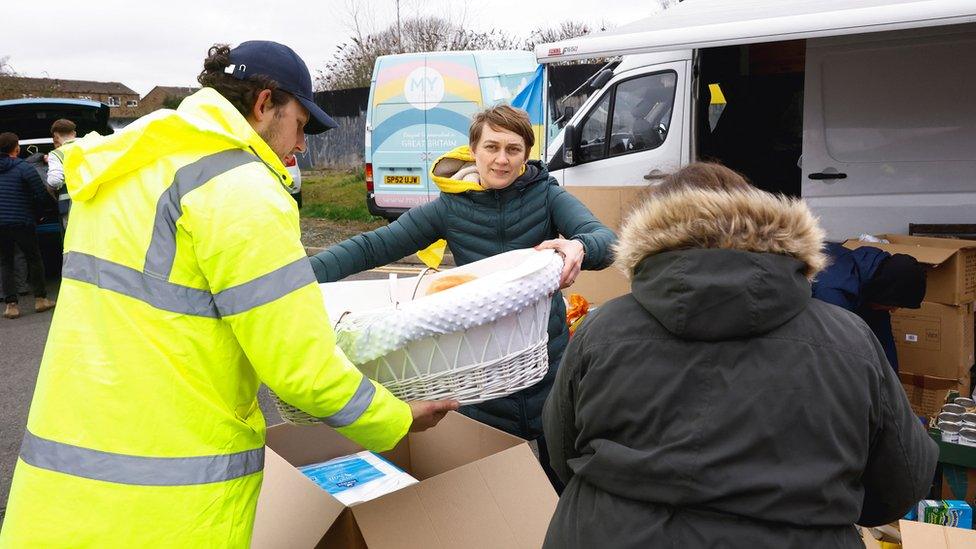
[563,123,578,165]
[591,69,614,89]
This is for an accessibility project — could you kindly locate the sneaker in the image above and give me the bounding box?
[3,303,20,319]
[34,298,56,313]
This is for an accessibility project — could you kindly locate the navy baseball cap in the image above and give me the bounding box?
[227,40,337,134]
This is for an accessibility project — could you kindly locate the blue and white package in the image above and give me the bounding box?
[299,451,418,505]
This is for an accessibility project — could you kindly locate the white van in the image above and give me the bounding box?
[535,0,976,301]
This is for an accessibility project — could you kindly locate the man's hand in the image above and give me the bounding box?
[408,400,460,432]
[535,238,585,288]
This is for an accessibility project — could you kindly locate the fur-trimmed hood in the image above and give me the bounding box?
[614,188,827,280]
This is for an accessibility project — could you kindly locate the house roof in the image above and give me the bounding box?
[0,76,138,96]
[146,86,199,98]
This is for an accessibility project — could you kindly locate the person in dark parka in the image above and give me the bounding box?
[813,243,926,372]
[309,105,616,482]
[543,163,937,548]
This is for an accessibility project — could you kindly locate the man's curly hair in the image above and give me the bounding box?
[197,44,292,118]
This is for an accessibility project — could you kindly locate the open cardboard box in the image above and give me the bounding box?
[843,234,976,305]
[251,412,558,548]
[862,521,976,548]
[898,520,976,548]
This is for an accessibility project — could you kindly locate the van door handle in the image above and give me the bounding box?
[808,171,847,180]
[644,169,667,181]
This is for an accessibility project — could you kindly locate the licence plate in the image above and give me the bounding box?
[384,175,420,185]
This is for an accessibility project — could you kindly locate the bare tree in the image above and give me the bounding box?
[0,56,17,76]
[525,21,593,50]
[317,16,520,90]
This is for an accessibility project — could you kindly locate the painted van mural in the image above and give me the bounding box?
[365,50,539,220]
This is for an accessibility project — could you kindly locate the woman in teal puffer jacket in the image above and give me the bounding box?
[309,105,615,484]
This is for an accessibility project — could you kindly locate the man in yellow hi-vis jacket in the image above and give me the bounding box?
[0,41,457,548]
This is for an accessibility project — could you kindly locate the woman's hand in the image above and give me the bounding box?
[535,238,585,288]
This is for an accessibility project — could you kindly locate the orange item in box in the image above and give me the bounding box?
[566,294,590,337]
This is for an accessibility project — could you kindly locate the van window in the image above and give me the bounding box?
[578,94,610,163]
[574,71,678,164]
[609,72,677,156]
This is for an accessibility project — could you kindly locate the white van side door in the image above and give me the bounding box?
[560,61,690,187]
[802,27,976,240]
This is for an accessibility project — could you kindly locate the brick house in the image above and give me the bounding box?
[0,76,140,118]
[135,86,198,115]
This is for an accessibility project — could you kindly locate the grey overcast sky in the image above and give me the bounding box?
[3,0,662,96]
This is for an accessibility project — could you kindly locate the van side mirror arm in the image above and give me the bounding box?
[563,123,578,165]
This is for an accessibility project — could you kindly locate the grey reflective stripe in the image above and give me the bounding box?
[320,376,376,428]
[63,251,219,317]
[214,257,315,316]
[62,148,312,318]
[20,430,264,486]
[144,149,258,278]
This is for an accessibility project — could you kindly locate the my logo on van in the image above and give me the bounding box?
[404,66,445,111]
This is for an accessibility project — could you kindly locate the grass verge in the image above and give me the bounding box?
[300,169,385,223]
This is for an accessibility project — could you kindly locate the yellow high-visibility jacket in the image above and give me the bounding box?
[0,88,411,548]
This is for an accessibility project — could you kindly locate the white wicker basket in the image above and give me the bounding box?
[273,249,562,424]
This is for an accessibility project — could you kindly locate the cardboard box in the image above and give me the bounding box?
[564,186,647,305]
[900,519,976,548]
[861,522,902,547]
[251,412,558,548]
[892,302,975,380]
[844,235,976,305]
[900,373,967,419]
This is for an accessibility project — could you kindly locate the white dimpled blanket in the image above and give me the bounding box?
[321,249,563,365]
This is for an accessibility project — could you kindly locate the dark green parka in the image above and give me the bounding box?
[543,187,937,548]
[309,151,616,439]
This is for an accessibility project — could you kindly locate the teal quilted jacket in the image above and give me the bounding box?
[309,158,616,439]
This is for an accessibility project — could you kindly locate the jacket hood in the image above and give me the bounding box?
[632,249,812,340]
[614,187,826,280]
[60,88,290,203]
[616,188,826,340]
[0,156,20,174]
[429,145,542,194]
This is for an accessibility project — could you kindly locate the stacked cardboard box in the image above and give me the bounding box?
[845,235,976,419]
[563,186,646,305]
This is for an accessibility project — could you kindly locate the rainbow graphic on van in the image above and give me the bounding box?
[365,51,539,220]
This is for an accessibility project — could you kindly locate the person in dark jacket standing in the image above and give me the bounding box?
[309,105,616,484]
[813,242,926,372]
[543,163,937,548]
[0,132,56,319]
